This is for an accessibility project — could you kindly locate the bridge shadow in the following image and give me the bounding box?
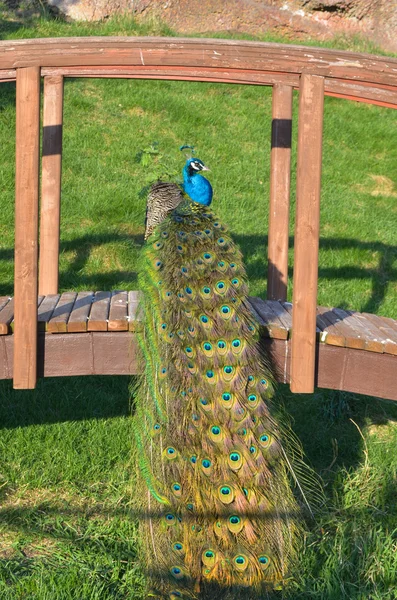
[0,233,395,318]
[0,382,396,598]
[233,233,397,317]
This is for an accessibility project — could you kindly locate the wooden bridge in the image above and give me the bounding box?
[0,37,396,400]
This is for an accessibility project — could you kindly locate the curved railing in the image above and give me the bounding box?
[0,37,396,390]
[1,37,397,107]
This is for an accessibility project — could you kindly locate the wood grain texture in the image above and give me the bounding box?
[13,66,40,389]
[268,84,293,301]
[67,291,94,332]
[2,332,396,400]
[108,291,128,331]
[47,292,77,333]
[39,75,64,296]
[87,291,111,331]
[0,38,396,107]
[128,291,143,332]
[0,298,14,335]
[0,38,395,85]
[291,73,324,394]
[249,296,290,340]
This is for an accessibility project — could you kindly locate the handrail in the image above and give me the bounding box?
[2,37,396,390]
[0,37,396,108]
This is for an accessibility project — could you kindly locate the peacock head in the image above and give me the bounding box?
[182,157,213,206]
[184,158,210,177]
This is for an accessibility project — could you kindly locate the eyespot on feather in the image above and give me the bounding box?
[171,483,182,498]
[208,425,224,443]
[202,549,217,567]
[164,513,177,525]
[233,554,249,572]
[201,458,213,475]
[199,314,213,329]
[227,515,244,534]
[199,285,212,299]
[215,280,228,295]
[159,366,167,379]
[258,554,271,570]
[222,365,235,382]
[231,338,244,355]
[170,566,185,580]
[217,485,235,504]
[163,446,178,460]
[199,397,212,412]
[220,391,234,409]
[247,393,260,408]
[216,339,228,356]
[258,433,272,448]
[202,341,214,358]
[228,451,243,470]
[219,304,233,320]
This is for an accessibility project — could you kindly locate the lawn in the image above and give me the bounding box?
[0,9,397,600]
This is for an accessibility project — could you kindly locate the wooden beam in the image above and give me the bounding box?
[14,66,41,389]
[39,75,64,295]
[267,84,293,301]
[0,38,396,88]
[1,332,396,401]
[291,73,324,393]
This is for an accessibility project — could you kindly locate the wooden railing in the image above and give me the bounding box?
[1,37,396,390]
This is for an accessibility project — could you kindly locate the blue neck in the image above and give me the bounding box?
[182,164,213,206]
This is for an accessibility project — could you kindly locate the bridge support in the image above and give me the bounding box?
[39,75,64,296]
[13,66,41,389]
[291,74,324,393]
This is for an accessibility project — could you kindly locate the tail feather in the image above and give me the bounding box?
[133,204,312,598]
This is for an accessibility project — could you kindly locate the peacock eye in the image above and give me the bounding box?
[173,543,183,551]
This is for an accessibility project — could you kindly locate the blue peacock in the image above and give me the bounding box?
[133,153,314,599]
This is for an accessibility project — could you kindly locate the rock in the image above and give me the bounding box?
[46,0,151,22]
[45,0,397,53]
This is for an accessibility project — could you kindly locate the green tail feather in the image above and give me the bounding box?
[133,204,318,599]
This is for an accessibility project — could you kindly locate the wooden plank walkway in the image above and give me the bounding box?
[1,292,396,356]
[1,292,396,400]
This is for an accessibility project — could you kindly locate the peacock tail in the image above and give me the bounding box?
[132,158,314,599]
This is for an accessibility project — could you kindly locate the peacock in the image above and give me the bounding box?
[133,152,316,599]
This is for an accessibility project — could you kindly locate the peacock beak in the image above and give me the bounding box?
[201,165,210,171]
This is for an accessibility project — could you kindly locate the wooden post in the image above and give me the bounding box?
[290,74,324,393]
[267,84,293,301]
[14,66,41,389]
[39,75,63,295]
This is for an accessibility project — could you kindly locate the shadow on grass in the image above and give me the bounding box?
[1,232,395,315]
[0,482,396,599]
[232,234,397,316]
[0,3,64,41]
[0,375,132,429]
[0,232,143,295]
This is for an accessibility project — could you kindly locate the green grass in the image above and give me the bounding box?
[0,11,397,600]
